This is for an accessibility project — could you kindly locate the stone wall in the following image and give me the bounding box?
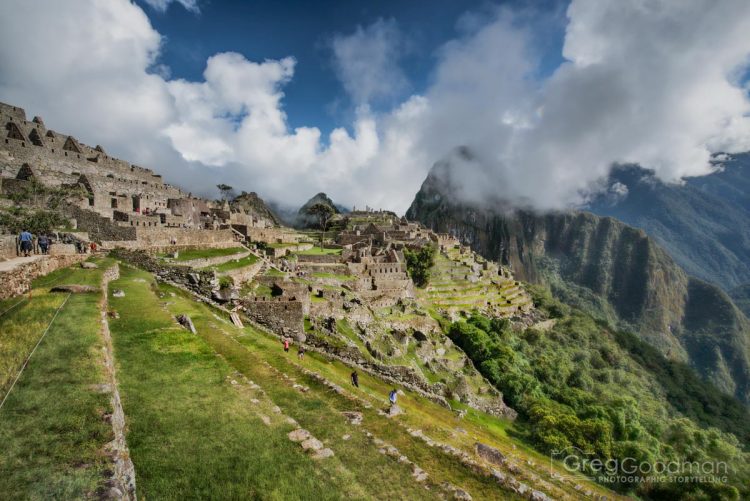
[64,204,138,242]
[296,253,342,264]
[0,254,88,300]
[218,260,264,284]
[0,235,17,259]
[103,228,236,249]
[240,297,305,339]
[110,249,217,298]
[175,250,250,269]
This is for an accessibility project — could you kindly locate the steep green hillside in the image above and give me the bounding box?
[446,291,750,500]
[588,154,750,290]
[407,160,750,406]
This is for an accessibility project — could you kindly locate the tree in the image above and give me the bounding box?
[306,203,335,232]
[217,184,235,201]
[404,244,436,287]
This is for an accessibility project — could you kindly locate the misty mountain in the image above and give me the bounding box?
[407,157,750,407]
[587,153,750,291]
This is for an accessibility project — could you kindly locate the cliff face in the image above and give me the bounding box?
[407,160,750,405]
[587,154,750,291]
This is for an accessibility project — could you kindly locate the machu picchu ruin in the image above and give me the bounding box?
[2,101,617,500]
[3,89,750,500]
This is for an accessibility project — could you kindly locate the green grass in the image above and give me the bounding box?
[0,258,115,498]
[267,242,300,249]
[155,284,511,500]
[153,275,618,501]
[201,253,259,272]
[107,266,377,499]
[162,247,246,261]
[296,247,343,256]
[264,268,286,277]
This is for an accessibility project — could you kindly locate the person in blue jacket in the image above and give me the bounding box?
[18,229,33,257]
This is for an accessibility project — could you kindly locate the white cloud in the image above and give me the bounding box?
[331,18,409,106]
[143,0,200,14]
[1,0,750,214]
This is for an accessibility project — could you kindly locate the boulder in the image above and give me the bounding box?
[341,411,363,425]
[176,314,197,334]
[312,448,334,460]
[386,404,403,418]
[301,437,324,452]
[112,289,125,298]
[80,262,98,269]
[475,442,506,467]
[288,429,311,442]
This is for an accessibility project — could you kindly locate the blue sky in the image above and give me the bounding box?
[2,0,749,212]
[139,0,566,136]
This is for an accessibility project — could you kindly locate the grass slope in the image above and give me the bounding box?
[0,259,115,498]
[109,265,414,499]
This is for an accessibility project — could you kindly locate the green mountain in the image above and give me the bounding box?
[230,191,281,227]
[407,157,750,407]
[587,154,750,291]
[295,192,342,229]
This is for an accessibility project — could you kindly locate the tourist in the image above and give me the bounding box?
[18,229,33,257]
[297,345,305,360]
[350,371,359,388]
[283,338,290,353]
[389,389,398,405]
[38,234,49,255]
[90,242,97,253]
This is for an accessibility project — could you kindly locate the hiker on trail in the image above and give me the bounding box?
[297,345,305,360]
[283,338,290,353]
[389,389,398,405]
[351,371,359,388]
[18,229,33,257]
[38,234,49,255]
[90,242,97,253]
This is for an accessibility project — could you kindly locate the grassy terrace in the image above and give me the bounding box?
[108,265,373,499]
[148,272,618,500]
[0,258,116,498]
[153,282,519,500]
[160,246,246,261]
[296,246,343,256]
[0,259,619,499]
[109,266,433,500]
[200,253,259,273]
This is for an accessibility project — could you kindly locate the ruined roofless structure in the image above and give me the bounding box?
[0,101,282,246]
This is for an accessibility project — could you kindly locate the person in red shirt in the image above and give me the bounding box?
[283,339,290,353]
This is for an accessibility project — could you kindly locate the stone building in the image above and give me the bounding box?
[0,101,275,251]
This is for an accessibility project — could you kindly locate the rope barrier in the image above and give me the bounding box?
[0,293,71,414]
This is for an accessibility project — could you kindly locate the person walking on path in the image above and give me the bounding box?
[297,345,305,360]
[18,229,33,257]
[389,389,398,405]
[283,338,290,353]
[350,371,359,388]
[38,234,49,255]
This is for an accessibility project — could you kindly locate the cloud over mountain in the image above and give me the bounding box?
[1,0,749,212]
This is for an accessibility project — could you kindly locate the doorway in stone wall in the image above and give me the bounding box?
[132,195,141,213]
